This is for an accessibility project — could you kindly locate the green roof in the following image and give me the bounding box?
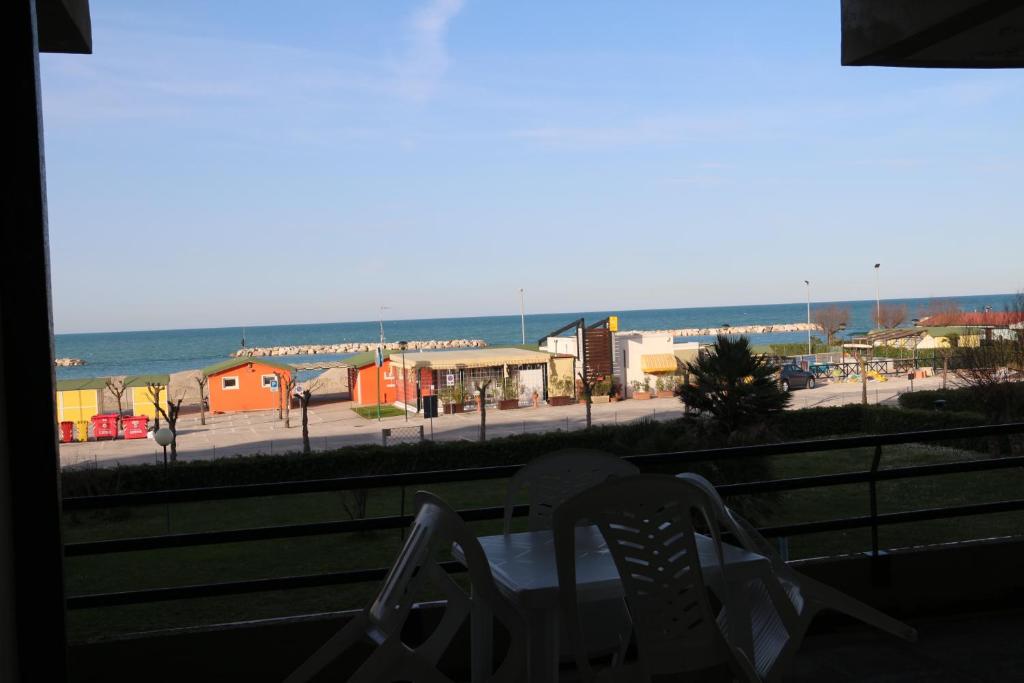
[922,326,972,338]
[202,357,294,376]
[343,350,396,369]
[123,374,170,387]
[55,378,107,391]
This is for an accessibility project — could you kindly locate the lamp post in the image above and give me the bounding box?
[874,263,881,328]
[154,427,174,531]
[838,322,847,363]
[804,280,811,356]
[378,306,389,422]
[519,288,526,345]
[399,340,408,421]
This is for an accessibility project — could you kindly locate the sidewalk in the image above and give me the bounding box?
[58,374,947,469]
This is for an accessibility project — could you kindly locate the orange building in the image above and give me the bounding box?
[345,351,400,406]
[203,357,294,413]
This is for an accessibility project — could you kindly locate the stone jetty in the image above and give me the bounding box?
[624,322,820,338]
[233,339,488,357]
[55,358,87,367]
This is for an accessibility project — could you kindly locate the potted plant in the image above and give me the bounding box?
[443,383,466,414]
[632,377,652,400]
[655,376,674,399]
[498,377,520,410]
[591,375,611,403]
[547,375,575,406]
[610,377,622,402]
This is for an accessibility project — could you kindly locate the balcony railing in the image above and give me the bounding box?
[62,422,1024,611]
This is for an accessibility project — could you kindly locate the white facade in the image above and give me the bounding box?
[614,333,697,397]
[540,336,579,358]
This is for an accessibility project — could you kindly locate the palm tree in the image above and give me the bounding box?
[676,334,790,433]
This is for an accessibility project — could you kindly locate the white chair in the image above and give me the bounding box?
[554,474,767,682]
[504,449,639,663]
[503,449,640,534]
[676,472,918,681]
[285,492,526,683]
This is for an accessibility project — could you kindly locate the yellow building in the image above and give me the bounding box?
[124,375,170,420]
[55,378,106,423]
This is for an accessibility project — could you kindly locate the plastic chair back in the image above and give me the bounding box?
[554,474,735,679]
[504,449,639,534]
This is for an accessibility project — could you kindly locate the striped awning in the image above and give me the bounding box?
[641,353,678,373]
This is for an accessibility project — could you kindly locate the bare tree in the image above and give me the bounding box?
[274,372,284,420]
[474,379,492,441]
[937,333,959,391]
[918,299,963,326]
[281,374,297,428]
[148,383,163,431]
[577,372,593,429]
[104,378,128,430]
[149,383,184,462]
[875,303,907,329]
[195,375,208,426]
[811,305,850,346]
[953,325,1023,455]
[298,378,322,454]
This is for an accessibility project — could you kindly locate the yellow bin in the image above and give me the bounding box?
[75,420,89,442]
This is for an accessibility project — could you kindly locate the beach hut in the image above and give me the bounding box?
[203,358,294,413]
[123,374,171,420]
[55,378,106,423]
[344,351,398,407]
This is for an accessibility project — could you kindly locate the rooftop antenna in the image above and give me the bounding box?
[241,327,246,348]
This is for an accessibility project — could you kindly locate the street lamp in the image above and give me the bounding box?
[519,288,526,345]
[377,306,390,422]
[874,263,881,328]
[399,340,409,422]
[154,427,174,530]
[804,280,811,356]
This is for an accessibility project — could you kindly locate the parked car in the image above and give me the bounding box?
[778,363,816,391]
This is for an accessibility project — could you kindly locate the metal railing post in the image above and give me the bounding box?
[399,486,406,541]
[869,444,882,557]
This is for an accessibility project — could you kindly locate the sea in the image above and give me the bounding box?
[54,294,1017,380]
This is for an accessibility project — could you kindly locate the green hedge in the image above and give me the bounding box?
[62,421,764,497]
[897,385,1024,419]
[62,405,989,500]
[772,404,986,441]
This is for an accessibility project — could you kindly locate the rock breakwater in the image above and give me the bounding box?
[55,358,87,367]
[233,339,488,357]
[626,322,820,338]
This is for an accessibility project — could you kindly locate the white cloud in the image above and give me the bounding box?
[397,0,466,101]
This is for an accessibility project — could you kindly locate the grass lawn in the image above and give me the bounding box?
[351,404,406,419]
[63,437,1024,642]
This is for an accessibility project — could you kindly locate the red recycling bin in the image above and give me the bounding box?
[59,421,75,443]
[123,415,149,440]
[91,413,119,440]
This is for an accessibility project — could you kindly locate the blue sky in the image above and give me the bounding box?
[41,1,1024,333]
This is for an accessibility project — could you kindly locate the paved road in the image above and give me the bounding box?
[58,374,948,468]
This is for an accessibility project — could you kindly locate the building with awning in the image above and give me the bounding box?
[640,353,679,374]
[614,333,700,398]
[395,347,561,410]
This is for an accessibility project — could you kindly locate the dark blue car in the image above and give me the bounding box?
[778,363,816,391]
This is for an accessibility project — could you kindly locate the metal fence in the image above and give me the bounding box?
[381,425,425,446]
[61,421,1024,610]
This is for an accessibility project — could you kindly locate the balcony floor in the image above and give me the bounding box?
[791,608,1024,682]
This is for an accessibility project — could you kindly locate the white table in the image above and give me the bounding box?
[454,526,771,683]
